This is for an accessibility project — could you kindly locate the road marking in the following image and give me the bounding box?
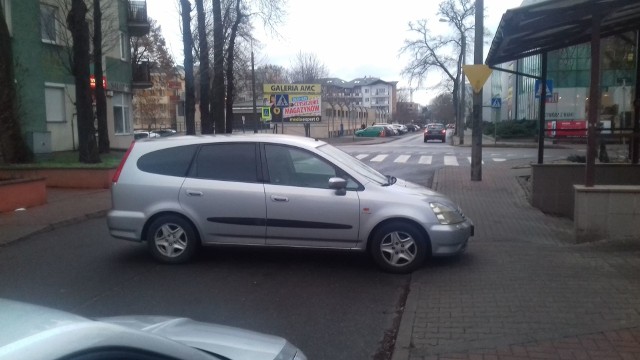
[493,158,507,162]
[466,157,485,164]
[371,154,388,162]
[418,156,432,164]
[394,155,411,163]
[444,156,459,166]
[355,154,369,160]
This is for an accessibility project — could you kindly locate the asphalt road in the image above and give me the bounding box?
[0,217,409,359]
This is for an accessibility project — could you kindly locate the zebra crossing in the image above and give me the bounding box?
[352,153,507,166]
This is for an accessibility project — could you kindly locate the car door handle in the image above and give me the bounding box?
[270,195,289,202]
[186,190,203,197]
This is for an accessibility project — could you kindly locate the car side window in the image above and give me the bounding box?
[192,143,258,183]
[265,145,335,188]
[137,145,198,177]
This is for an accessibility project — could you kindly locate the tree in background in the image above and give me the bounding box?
[180,0,196,135]
[194,0,212,134]
[67,0,100,163]
[0,4,33,163]
[211,0,225,133]
[400,0,474,132]
[429,92,455,124]
[93,0,109,153]
[288,51,328,83]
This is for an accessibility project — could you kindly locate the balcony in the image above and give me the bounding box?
[128,0,150,37]
[132,61,152,89]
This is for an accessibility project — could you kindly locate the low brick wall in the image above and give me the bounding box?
[0,168,116,189]
[574,185,640,243]
[0,178,47,212]
[531,164,640,219]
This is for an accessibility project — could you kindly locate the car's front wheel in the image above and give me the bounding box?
[370,222,428,273]
[146,215,199,264]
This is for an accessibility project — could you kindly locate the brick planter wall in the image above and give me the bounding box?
[0,178,47,212]
[0,168,116,189]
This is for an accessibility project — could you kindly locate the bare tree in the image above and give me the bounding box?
[224,0,246,133]
[67,0,100,163]
[211,0,225,133]
[430,92,455,124]
[288,51,329,83]
[0,4,33,163]
[180,0,196,135]
[400,0,474,132]
[194,0,212,134]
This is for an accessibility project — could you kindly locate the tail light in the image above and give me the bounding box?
[380,130,385,137]
[441,130,446,134]
[112,141,135,183]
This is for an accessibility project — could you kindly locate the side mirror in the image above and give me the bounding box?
[328,177,347,195]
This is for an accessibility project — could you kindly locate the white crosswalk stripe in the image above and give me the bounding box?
[444,156,459,166]
[394,155,411,163]
[370,154,388,162]
[355,154,369,160]
[466,157,485,164]
[418,156,432,164]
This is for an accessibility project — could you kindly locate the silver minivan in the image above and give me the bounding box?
[107,134,473,273]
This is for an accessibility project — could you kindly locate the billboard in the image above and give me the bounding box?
[263,84,322,123]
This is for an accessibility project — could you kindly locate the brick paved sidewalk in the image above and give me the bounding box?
[393,161,640,360]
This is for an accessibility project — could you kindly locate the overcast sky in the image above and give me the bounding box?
[148,0,524,105]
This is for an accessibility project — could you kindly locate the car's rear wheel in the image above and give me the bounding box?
[370,222,427,273]
[147,215,198,264]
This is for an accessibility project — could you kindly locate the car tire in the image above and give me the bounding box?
[370,222,428,273]
[147,215,199,264]
[423,138,427,143]
[442,138,446,143]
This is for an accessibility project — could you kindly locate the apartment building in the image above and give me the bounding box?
[1,0,151,154]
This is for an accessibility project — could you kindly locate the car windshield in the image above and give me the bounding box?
[316,144,388,185]
[428,124,444,130]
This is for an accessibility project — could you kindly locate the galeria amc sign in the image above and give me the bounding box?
[263,84,321,94]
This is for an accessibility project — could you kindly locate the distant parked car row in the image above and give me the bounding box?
[355,123,423,137]
[134,129,177,140]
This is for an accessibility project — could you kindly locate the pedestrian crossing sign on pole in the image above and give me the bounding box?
[275,94,289,107]
[491,97,501,108]
[261,107,271,121]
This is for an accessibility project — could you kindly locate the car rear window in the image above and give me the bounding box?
[137,145,197,177]
[428,124,444,130]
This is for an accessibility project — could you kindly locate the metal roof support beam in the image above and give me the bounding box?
[537,52,548,165]
[633,29,640,164]
[586,15,601,187]
[488,66,543,81]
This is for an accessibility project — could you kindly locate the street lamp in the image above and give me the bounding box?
[440,18,466,144]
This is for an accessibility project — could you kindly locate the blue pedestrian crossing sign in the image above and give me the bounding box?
[491,97,501,108]
[534,79,553,98]
[275,94,289,107]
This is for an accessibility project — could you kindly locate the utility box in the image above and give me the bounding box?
[26,131,52,154]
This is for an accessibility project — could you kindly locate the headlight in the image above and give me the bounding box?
[430,202,465,225]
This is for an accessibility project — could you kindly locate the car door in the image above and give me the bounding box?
[263,144,360,248]
[179,142,266,245]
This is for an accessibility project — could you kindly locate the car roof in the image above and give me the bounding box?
[132,133,328,152]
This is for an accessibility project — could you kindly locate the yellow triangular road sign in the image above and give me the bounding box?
[463,65,492,93]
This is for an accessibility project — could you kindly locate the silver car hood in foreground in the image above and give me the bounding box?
[99,315,305,360]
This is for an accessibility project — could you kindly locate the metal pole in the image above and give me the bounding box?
[585,15,601,187]
[459,32,466,145]
[251,42,258,133]
[537,52,548,164]
[633,29,640,164]
[470,0,483,181]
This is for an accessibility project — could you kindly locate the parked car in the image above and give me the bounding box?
[390,124,408,134]
[108,134,473,273]
[151,128,178,137]
[0,298,306,360]
[424,123,447,143]
[355,125,386,137]
[406,124,420,132]
[133,130,160,140]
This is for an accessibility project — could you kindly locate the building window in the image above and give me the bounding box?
[44,84,65,122]
[113,93,132,134]
[364,88,369,93]
[119,32,127,60]
[365,98,369,102]
[40,3,58,43]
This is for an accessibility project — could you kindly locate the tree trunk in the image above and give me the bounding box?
[211,0,225,133]
[224,0,242,134]
[67,0,100,163]
[0,5,33,163]
[195,0,212,134]
[93,0,109,153]
[180,0,196,135]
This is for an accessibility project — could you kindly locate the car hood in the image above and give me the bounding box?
[388,178,453,202]
[99,316,304,360]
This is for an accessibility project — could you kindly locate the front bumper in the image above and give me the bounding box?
[428,219,474,256]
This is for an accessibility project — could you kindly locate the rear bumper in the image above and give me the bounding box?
[428,219,474,256]
[107,210,146,241]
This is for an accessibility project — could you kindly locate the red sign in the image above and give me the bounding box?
[90,75,107,89]
[168,81,182,89]
[546,120,587,138]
